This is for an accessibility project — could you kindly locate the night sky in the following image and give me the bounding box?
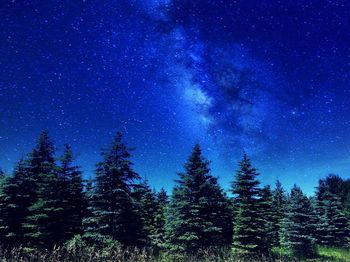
[1,0,350,194]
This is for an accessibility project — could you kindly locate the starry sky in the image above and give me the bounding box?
[1,0,350,194]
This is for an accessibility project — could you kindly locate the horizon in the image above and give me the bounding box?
[0,130,347,196]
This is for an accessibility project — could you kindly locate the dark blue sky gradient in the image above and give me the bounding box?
[1,0,350,194]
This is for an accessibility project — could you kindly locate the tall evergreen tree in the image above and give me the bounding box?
[151,188,168,249]
[317,191,349,247]
[280,185,315,257]
[58,145,86,242]
[0,159,36,246]
[82,177,97,242]
[23,131,63,248]
[165,144,232,252]
[0,168,9,245]
[83,132,143,246]
[259,185,274,251]
[271,180,286,246]
[132,180,158,246]
[231,154,267,255]
[314,179,327,243]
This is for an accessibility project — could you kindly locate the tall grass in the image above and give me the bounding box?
[0,246,348,261]
[0,246,299,262]
[316,246,350,262]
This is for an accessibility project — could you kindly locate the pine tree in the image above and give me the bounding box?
[271,180,286,246]
[323,174,344,196]
[0,159,36,246]
[165,144,232,252]
[318,191,349,247]
[58,145,86,242]
[132,180,158,246]
[231,154,267,255]
[82,177,98,243]
[314,179,327,243]
[0,169,9,245]
[151,188,168,249]
[23,131,63,248]
[83,132,143,246]
[280,185,315,257]
[259,185,274,251]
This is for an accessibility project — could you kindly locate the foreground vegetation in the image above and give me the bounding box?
[0,131,350,260]
[0,245,349,262]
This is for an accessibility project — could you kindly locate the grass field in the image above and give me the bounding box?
[0,246,348,261]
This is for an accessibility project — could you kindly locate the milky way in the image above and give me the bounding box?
[1,0,350,193]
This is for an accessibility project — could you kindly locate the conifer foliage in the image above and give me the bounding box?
[0,130,350,258]
[152,188,168,249]
[271,180,286,246]
[133,180,159,246]
[23,131,63,248]
[58,145,86,242]
[259,185,274,251]
[83,132,144,247]
[280,185,315,257]
[231,154,266,255]
[316,176,349,247]
[165,144,232,252]
[0,159,35,246]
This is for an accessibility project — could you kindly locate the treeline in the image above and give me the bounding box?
[0,131,350,258]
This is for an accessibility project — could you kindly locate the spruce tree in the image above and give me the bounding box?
[314,179,327,243]
[259,185,274,251]
[280,185,315,257]
[271,180,286,246]
[23,131,63,248]
[323,174,344,196]
[132,180,158,246]
[151,188,168,249]
[82,178,98,243]
[0,159,36,246]
[231,154,266,255]
[58,145,86,242]
[83,132,143,246]
[0,169,9,245]
[165,144,232,252]
[318,191,349,247]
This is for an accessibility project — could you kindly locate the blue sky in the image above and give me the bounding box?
[1,0,350,194]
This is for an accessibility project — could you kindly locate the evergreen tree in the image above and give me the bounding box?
[323,174,344,196]
[151,188,168,249]
[0,168,9,245]
[317,191,349,247]
[165,144,232,252]
[318,175,350,221]
[23,131,63,248]
[83,132,143,246]
[132,180,158,246]
[280,185,315,257]
[314,179,327,243]
[271,180,286,246]
[308,196,321,246]
[58,145,86,242]
[344,191,350,219]
[231,154,266,255]
[0,159,36,246]
[81,177,98,242]
[259,185,274,251]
